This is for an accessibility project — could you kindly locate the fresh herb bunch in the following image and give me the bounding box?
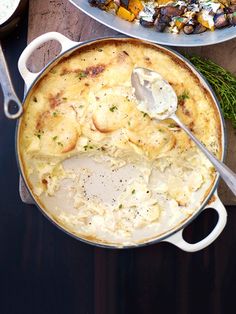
[185,55,236,128]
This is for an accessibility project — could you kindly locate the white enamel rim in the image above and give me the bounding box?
[17,32,227,252]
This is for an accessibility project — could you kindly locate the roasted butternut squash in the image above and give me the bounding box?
[197,12,215,31]
[117,6,135,21]
[128,0,143,17]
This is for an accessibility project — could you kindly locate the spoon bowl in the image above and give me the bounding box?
[131,67,177,120]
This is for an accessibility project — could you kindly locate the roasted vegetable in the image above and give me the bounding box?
[228,11,236,24]
[155,14,171,32]
[214,13,229,28]
[197,11,214,30]
[219,0,230,5]
[117,6,135,21]
[153,7,161,19]
[160,5,185,17]
[128,0,143,16]
[193,23,207,33]
[120,0,129,8]
[175,17,186,29]
[157,0,175,4]
[183,24,194,34]
[88,0,112,9]
[229,4,236,11]
[140,17,155,27]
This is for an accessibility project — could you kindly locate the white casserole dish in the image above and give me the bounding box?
[14,32,227,252]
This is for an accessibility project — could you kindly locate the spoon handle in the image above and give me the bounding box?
[172,114,236,196]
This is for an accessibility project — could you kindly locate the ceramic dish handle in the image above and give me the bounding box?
[18,32,78,89]
[164,192,227,252]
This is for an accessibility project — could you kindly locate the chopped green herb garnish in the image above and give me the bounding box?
[178,90,189,101]
[62,97,67,101]
[119,204,123,209]
[84,145,94,151]
[175,17,184,22]
[132,189,136,194]
[57,142,63,147]
[98,48,103,52]
[34,130,41,139]
[77,72,87,79]
[79,105,84,108]
[142,111,148,117]
[52,136,58,141]
[53,111,58,117]
[109,105,118,112]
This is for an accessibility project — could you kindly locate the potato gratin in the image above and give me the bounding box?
[19,40,221,246]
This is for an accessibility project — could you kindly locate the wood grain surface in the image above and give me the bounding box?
[27,0,236,204]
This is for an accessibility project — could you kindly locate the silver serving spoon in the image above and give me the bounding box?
[131,67,236,196]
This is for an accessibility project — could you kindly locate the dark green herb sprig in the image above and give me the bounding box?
[185,55,236,128]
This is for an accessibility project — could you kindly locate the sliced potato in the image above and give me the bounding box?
[128,124,176,158]
[35,106,80,156]
[92,87,136,133]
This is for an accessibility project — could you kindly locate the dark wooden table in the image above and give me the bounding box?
[0,3,236,314]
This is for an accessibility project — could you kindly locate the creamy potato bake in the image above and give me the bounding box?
[19,40,221,246]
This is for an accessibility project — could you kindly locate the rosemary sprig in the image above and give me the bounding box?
[185,55,236,128]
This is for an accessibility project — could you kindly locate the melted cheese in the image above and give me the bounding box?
[19,40,221,246]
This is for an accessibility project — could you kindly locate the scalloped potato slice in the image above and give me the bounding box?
[34,110,80,156]
[128,124,176,158]
[101,50,134,86]
[92,88,136,133]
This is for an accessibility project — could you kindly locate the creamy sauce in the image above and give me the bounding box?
[133,68,177,120]
[198,0,221,28]
[200,0,221,13]
[0,0,20,25]
[139,1,156,22]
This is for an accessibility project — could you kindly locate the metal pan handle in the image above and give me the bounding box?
[18,32,78,89]
[0,44,23,119]
[163,192,227,252]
